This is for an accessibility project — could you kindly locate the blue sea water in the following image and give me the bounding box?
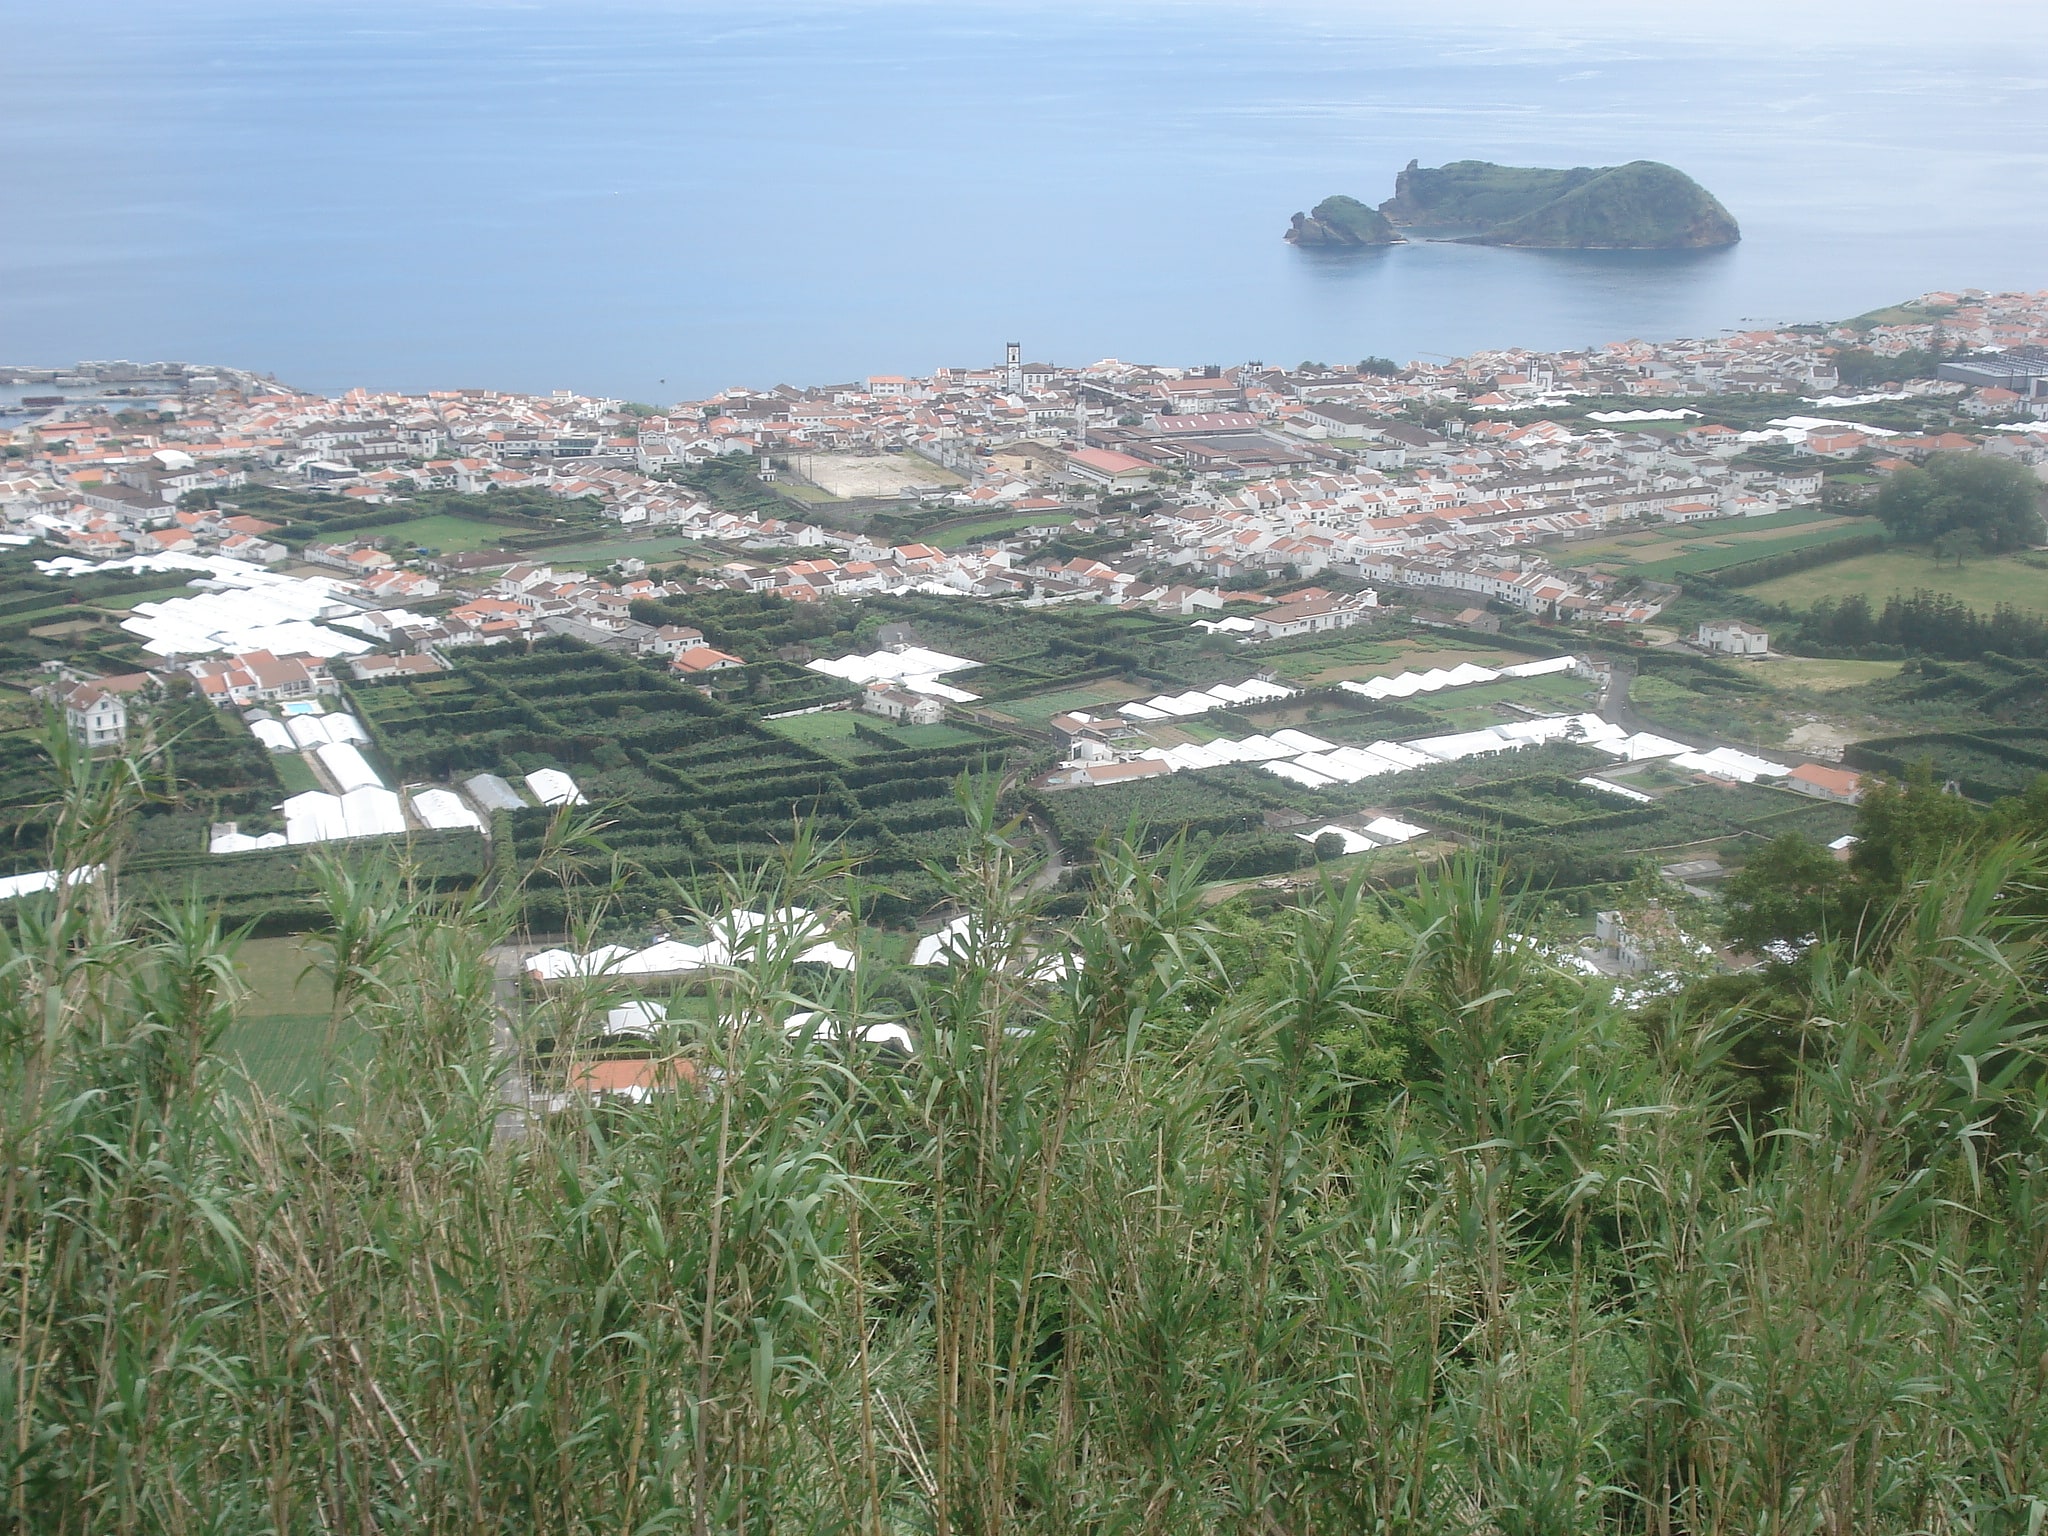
[2,0,2045,401]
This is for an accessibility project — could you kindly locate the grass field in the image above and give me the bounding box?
[220,936,364,1097]
[1753,657,1907,692]
[273,752,322,794]
[1410,672,1599,728]
[931,512,1076,550]
[764,710,863,747]
[1631,524,1874,583]
[1746,549,2048,615]
[763,710,985,756]
[1546,513,1871,582]
[885,722,987,750]
[992,681,1144,729]
[345,513,517,552]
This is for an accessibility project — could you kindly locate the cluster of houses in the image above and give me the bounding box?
[33,644,341,748]
[9,288,2048,650]
[9,291,2048,774]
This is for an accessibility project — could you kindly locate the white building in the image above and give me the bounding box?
[1696,619,1768,656]
[641,623,707,656]
[862,685,945,725]
[1593,910,1654,976]
[63,682,126,747]
[1250,591,1377,640]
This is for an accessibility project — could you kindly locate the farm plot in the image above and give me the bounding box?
[218,936,370,1097]
[1544,512,1861,578]
[357,642,1021,928]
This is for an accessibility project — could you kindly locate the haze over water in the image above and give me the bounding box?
[4,0,2045,401]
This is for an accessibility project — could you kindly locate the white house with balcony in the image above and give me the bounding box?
[1696,619,1768,656]
[62,682,126,748]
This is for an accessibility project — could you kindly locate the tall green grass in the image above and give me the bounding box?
[3,724,2046,1532]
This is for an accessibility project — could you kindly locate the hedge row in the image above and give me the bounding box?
[1689,530,1888,591]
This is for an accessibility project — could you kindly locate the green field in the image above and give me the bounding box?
[1629,523,1874,582]
[763,709,985,756]
[100,583,206,611]
[345,512,518,552]
[1753,657,1908,692]
[931,511,1076,550]
[885,722,988,750]
[272,752,322,794]
[1746,549,2048,615]
[763,710,864,747]
[219,936,366,1096]
[1547,512,1870,582]
[1682,506,1831,535]
[1410,672,1599,728]
[24,616,103,638]
[993,680,1143,729]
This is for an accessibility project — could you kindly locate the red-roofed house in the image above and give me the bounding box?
[1064,448,1156,492]
[1786,763,1864,804]
[670,645,744,675]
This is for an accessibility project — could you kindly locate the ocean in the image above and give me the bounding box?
[2,0,2045,401]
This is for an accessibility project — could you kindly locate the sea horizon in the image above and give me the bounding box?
[4,0,2045,400]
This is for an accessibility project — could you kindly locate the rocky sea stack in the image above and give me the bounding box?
[1283,195,1401,247]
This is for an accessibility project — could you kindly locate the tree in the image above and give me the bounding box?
[1933,528,1972,567]
[1828,343,1946,387]
[1849,760,1981,890]
[1720,832,1847,952]
[1872,452,2045,553]
[1312,831,1347,862]
[1804,590,1876,649]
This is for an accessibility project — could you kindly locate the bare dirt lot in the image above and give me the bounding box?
[795,452,960,499]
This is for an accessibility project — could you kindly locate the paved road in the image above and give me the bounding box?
[487,945,536,1142]
[1597,658,1711,750]
[1026,813,1064,894]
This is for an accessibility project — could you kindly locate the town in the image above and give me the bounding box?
[4,286,2048,1019]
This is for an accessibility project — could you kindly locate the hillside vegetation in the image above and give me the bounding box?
[1472,160,1742,249]
[5,728,2048,1532]
[1380,158,1599,232]
[1378,158,1740,249]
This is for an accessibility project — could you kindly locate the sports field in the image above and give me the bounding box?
[795,452,962,498]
